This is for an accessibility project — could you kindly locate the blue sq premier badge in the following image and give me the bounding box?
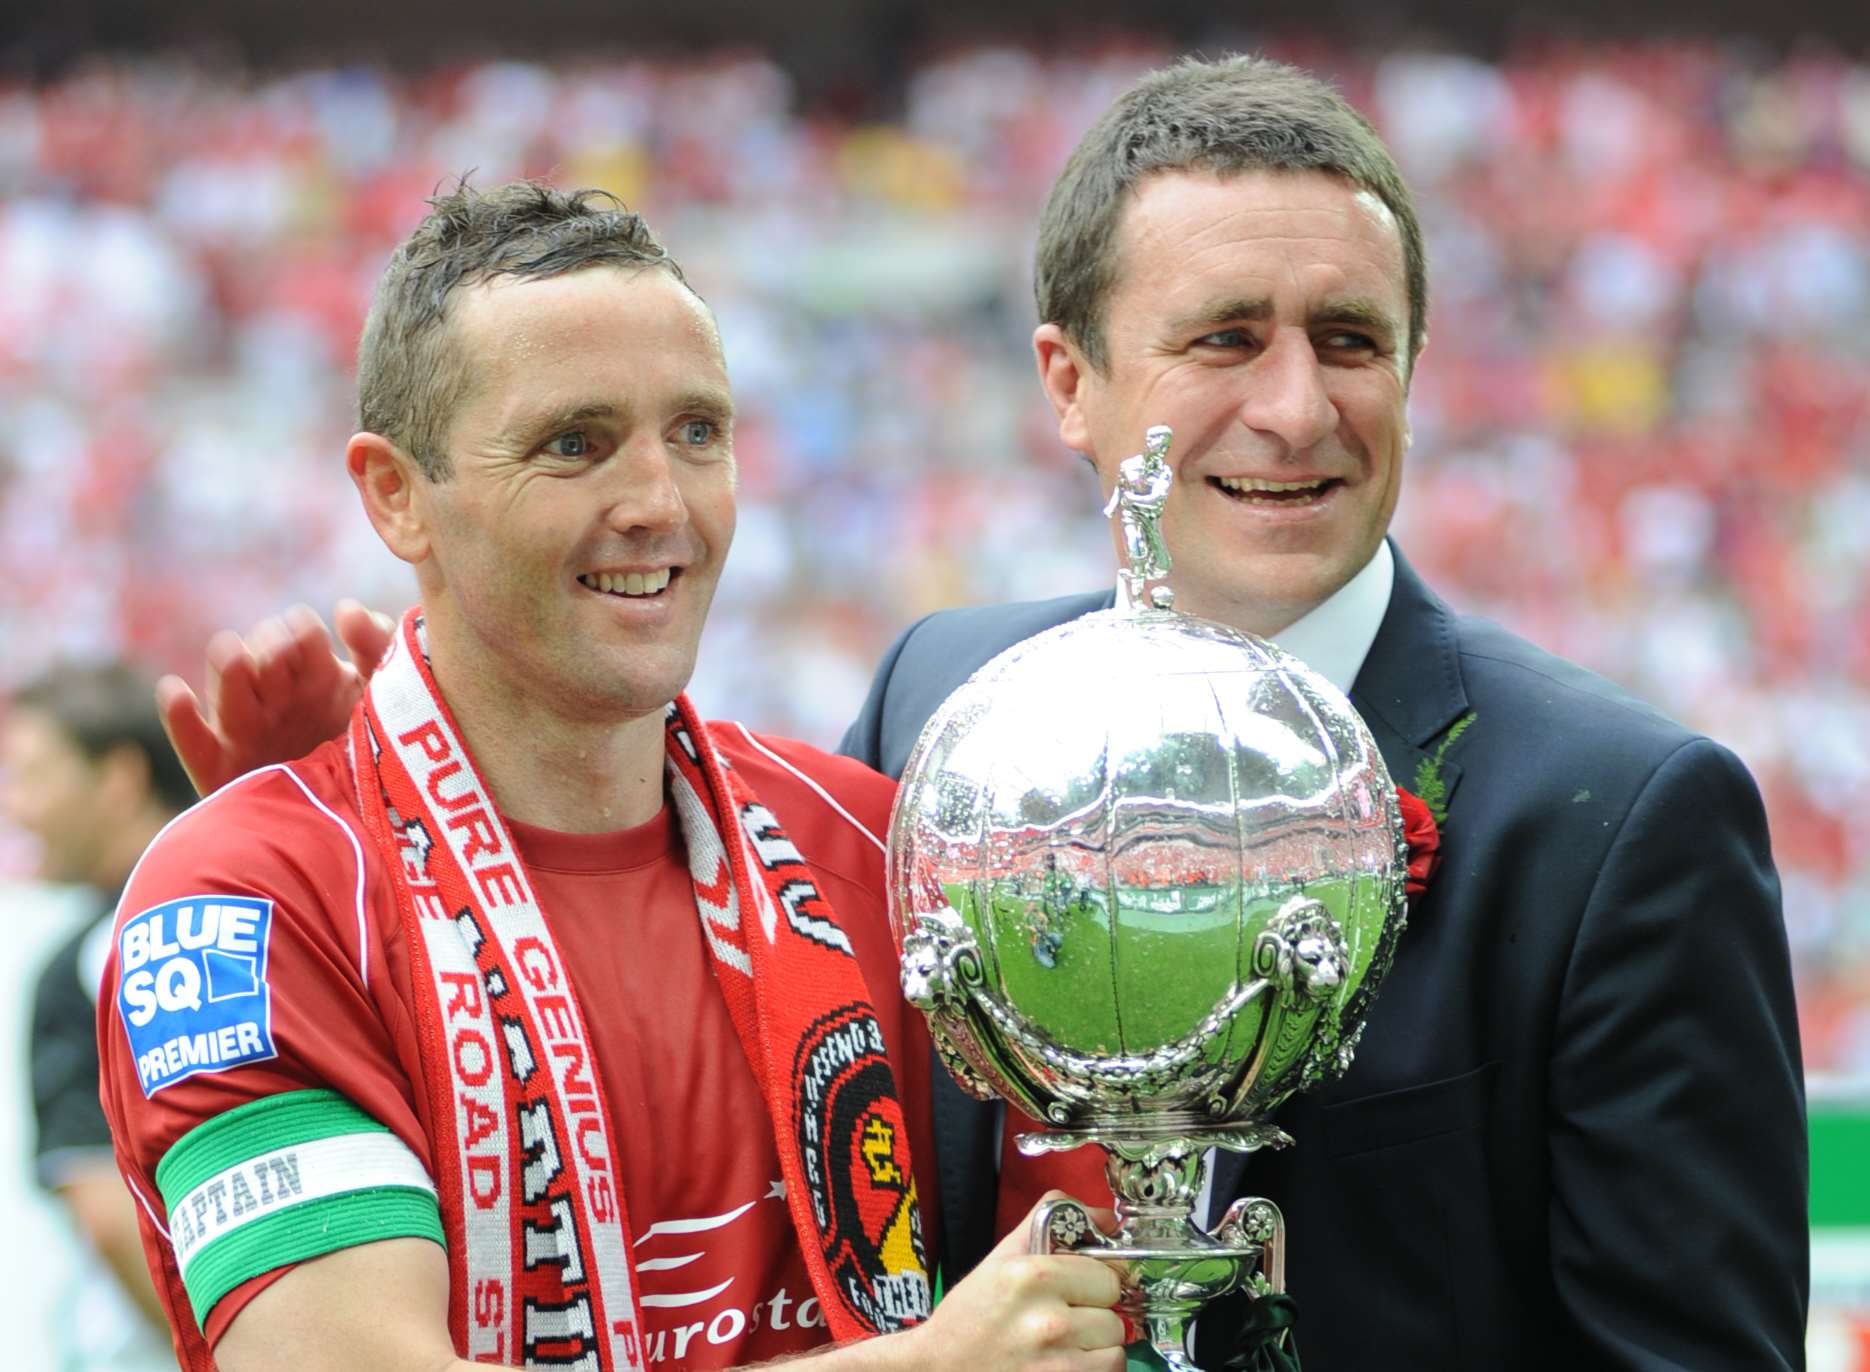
[117,896,277,1096]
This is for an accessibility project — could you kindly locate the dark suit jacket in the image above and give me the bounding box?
[841,545,1808,1371]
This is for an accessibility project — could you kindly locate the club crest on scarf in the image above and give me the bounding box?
[665,701,931,1338]
[795,1005,932,1329]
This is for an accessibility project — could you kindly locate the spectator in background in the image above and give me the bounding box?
[2,662,195,1366]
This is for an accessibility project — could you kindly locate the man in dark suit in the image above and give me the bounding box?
[840,54,1807,1372]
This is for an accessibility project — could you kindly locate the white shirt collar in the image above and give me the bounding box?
[1269,540,1394,694]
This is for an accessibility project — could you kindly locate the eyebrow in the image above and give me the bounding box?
[1312,297,1399,337]
[498,402,617,449]
[1172,295,1400,339]
[1171,297,1274,333]
[674,386,736,423]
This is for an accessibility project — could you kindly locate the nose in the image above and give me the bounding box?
[1238,328,1339,454]
[603,433,687,535]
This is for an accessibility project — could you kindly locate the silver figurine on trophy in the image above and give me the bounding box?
[1103,424,1176,610]
[888,426,1411,1370]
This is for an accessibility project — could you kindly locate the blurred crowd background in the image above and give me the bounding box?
[3,34,1867,1070]
[1,7,1868,1365]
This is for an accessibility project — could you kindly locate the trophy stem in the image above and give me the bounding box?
[1108,1144,1235,1371]
[1103,1142,1205,1232]
[1033,1141,1287,1372]
[1137,1305,1203,1371]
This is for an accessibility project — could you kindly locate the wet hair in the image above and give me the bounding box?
[356,179,688,478]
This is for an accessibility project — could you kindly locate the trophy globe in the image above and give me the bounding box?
[886,428,1410,1371]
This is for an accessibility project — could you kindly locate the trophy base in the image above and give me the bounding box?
[1031,1163,1287,1372]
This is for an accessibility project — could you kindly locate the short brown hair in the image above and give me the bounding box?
[1034,54,1427,374]
[357,180,686,478]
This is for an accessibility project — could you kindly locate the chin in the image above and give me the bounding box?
[1178,581,1317,637]
[590,660,698,719]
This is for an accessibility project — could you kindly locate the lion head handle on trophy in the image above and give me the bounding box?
[1103,424,1176,610]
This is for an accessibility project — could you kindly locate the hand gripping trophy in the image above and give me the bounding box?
[889,426,1411,1371]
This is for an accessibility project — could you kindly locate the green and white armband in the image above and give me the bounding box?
[154,1089,444,1324]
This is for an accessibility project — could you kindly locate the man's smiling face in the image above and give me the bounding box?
[1038,167,1415,636]
[411,265,737,723]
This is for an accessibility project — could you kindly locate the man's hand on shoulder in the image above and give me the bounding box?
[783,1196,1125,1372]
[159,601,396,796]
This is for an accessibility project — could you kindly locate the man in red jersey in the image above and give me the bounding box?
[98,182,1124,1372]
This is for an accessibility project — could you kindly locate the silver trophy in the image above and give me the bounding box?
[888,427,1409,1370]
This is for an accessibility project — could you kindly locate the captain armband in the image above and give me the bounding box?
[154,1089,444,1325]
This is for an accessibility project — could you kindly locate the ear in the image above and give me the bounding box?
[347,433,432,566]
[1033,323,1096,455]
[1404,329,1427,396]
[1401,330,1422,449]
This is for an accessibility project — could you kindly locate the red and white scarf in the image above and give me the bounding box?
[348,611,929,1368]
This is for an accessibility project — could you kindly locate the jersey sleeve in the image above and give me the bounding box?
[97,763,443,1350]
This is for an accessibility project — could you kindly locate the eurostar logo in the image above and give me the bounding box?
[631,1182,828,1364]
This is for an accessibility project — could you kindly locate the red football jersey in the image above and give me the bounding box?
[98,726,940,1370]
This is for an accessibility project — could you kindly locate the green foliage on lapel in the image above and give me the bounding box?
[1412,710,1478,826]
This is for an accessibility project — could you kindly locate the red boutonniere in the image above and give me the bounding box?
[1396,786,1442,902]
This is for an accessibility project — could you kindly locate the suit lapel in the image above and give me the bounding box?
[1349,543,1470,813]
